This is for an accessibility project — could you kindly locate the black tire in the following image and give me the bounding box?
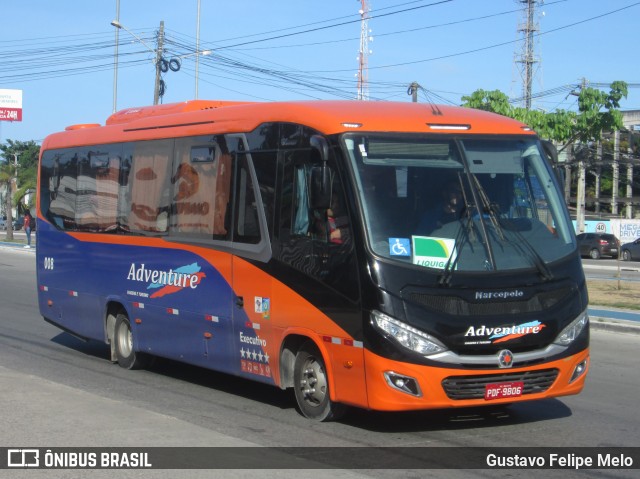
[293,341,346,421]
[589,248,601,260]
[622,250,631,261]
[114,313,148,370]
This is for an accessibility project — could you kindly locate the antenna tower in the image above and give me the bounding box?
[515,0,542,110]
[357,0,371,100]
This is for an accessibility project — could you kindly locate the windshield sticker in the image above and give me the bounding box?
[358,143,367,157]
[389,238,411,256]
[412,236,457,269]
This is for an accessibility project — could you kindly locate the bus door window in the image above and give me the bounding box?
[127,139,173,234]
[278,150,358,300]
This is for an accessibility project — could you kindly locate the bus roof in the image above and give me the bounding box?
[42,100,535,150]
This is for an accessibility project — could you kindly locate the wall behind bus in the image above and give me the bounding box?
[572,219,640,243]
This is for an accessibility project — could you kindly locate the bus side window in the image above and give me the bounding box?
[127,139,172,234]
[43,150,78,230]
[250,151,277,240]
[170,137,223,239]
[77,149,121,232]
[233,154,261,244]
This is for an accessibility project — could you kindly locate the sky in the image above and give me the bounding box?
[0,0,638,144]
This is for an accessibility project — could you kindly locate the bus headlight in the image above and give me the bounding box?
[553,310,589,346]
[371,310,447,355]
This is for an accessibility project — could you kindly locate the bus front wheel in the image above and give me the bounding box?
[114,313,148,370]
[293,341,346,421]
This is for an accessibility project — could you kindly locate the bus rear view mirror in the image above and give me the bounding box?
[310,165,332,209]
[541,140,558,165]
[540,140,565,189]
[310,135,332,209]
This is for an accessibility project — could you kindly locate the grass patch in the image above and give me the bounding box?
[587,280,640,310]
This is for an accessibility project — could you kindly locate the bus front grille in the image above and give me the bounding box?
[408,288,573,316]
[441,369,559,400]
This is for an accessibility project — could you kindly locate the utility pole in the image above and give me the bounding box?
[408,82,419,103]
[627,131,634,219]
[515,0,540,110]
[153,21,165,105]
[612,130,620,215]
[112,0,120,113]
[195,0,201,99]
[356,0,371,101]
[576,158,586,233]
[594,142,602,214]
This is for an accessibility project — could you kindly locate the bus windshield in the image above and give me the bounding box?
[343,134,575,273]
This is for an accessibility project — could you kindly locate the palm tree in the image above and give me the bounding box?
[0,160,16,241]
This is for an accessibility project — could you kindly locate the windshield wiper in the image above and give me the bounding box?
[471,175,554,281]
[438,176,474,286]
[502,220,555,281]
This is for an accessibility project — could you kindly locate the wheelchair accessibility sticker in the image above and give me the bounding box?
[389,238,411,257]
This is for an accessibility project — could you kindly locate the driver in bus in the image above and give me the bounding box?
[417,180,464,234]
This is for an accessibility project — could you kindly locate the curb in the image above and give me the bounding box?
[0,241,36,252]
[589,317,640,335]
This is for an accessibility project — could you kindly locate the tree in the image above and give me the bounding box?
[460,82,628,147]
[0,139,40,241]
[462,82,629,231]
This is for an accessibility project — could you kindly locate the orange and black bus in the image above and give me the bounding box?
[36,100,589,420]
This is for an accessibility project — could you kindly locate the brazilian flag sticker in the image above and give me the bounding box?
[412,236,457,269]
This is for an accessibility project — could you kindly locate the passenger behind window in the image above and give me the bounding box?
[326,194,350,244]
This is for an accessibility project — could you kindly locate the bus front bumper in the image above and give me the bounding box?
[362,348,589,411]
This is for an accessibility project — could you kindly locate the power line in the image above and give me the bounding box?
[209,0,453,50]
[302,2,640,73]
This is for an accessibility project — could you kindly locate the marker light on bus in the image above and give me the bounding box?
[553,310,589,346]
[341,122,363,128]
[371,310,447,355]
[426,123,471,131]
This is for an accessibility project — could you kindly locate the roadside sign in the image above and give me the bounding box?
[0,89,22,122]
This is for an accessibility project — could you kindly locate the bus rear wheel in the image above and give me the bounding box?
[293,341,346,421]
[114,313,148,370]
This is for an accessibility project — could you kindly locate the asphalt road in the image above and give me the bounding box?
[0,248,638,478]
[582,257,640,281]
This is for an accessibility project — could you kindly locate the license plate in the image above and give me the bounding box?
[610,248,618,252]
[484,381,524,400]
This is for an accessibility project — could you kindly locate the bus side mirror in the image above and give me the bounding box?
[541,140,565,188]
[310,135,332,209]
[310,165,331,209]
[541,140,558,165]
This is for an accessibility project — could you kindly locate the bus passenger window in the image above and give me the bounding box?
[128,139,172,234]
[44,151,78,230]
